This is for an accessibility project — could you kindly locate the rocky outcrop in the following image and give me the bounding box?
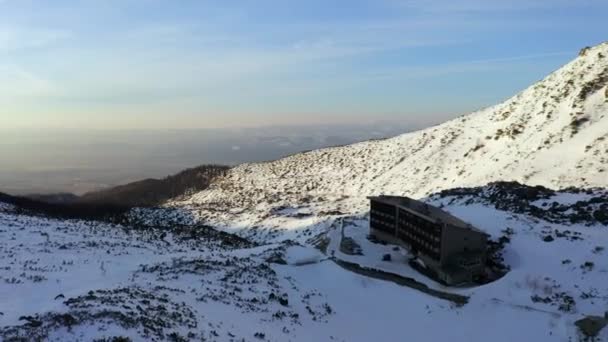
[575,313,608,340]
[431,182,608,226]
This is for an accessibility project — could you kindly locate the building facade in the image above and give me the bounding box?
[369,196,488,285]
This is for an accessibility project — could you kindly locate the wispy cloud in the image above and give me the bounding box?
[388,0,604,12]
[0,63,58,98]
[0,27,70,52]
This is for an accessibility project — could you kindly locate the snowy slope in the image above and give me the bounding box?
[1,187,607,341]
[171,43,608,235]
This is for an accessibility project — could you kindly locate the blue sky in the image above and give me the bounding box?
[1,0,607,129]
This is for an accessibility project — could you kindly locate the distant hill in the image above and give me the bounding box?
[0,191,129,221]
[26,193,80,204]
[77,164,229,207]
[5,164,229,221]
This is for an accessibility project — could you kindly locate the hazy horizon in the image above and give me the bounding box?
[0,121,416,195]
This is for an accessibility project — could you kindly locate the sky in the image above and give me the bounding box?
[1,0,607,130]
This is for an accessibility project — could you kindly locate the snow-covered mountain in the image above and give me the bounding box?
[172,43,608,238]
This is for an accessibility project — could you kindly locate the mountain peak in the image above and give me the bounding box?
[578,41,608,57]
[479,41,608,122]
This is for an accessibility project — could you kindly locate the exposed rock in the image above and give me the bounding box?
[433,182,608,226]
[575,314,608,339]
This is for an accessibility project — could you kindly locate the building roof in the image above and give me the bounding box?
[368,195,487,235]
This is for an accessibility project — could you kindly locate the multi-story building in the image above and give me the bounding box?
[369,195,488,285]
